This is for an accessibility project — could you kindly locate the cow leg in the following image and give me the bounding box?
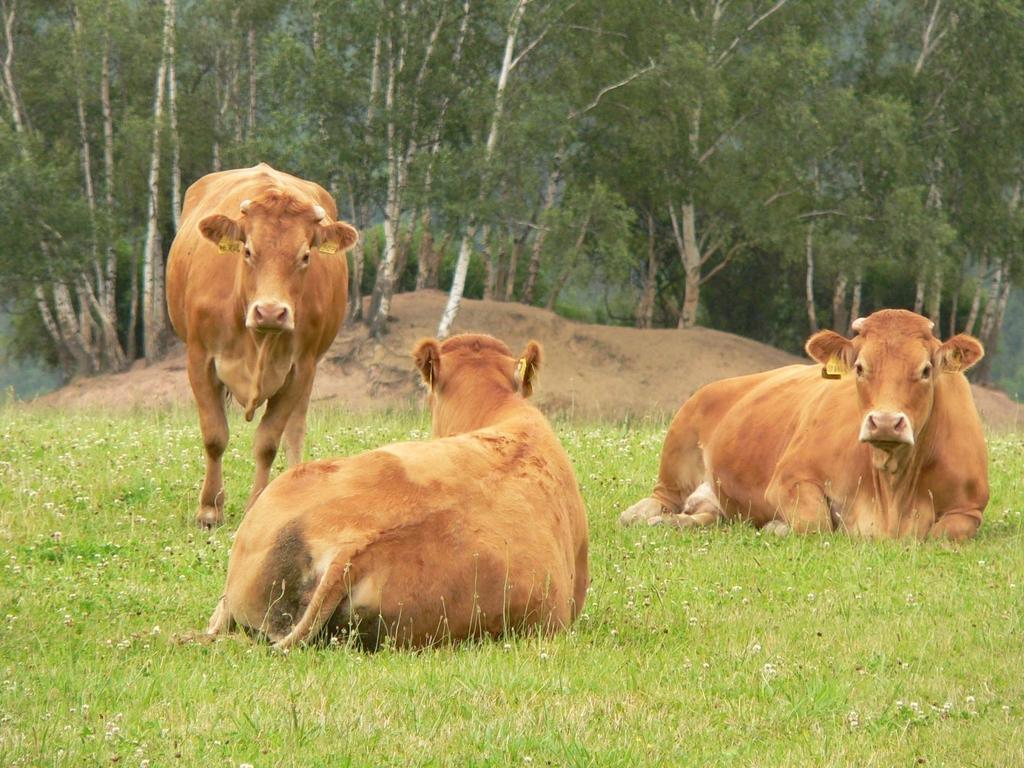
[246,362,315,511]
[282,368,316,466]
[620,408,704,526]
[206,595,234,636]
[928,511,982,542]
[187,348,229,528]
[764,479,832,535]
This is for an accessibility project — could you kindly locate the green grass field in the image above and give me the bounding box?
[1,405,1022,767]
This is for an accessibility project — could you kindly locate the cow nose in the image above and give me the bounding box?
[250,302,292,330]
[860,410,914,446]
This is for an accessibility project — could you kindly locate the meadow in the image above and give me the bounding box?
[1,404,1022,767]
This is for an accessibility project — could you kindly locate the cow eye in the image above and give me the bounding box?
[921,363,932,380]
[243,245,254,264]
[854,362,865,378]
[300,250,311,267]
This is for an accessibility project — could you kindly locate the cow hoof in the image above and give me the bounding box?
[762,520,791,537]
[206,596,231,635]
[619,498,667,526]
[196,507,224,529]
[682,482,723,517]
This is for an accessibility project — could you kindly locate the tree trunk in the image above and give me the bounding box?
[168,16,182,231]
[963,255,987,335]
[670,202,702,329]
[804,222,817,333]
[142,0,174,362]
[947,264,962,337]
[415,208,436,290]
[100,23,117,328]
[635,212,657,329]
[212,48,222,171]
[544,210,591,311]
[521,148,562,305]
[70,3,103,368]
[247,24,256,138]
[482,222,497,301]
[831,271,848,333]
[848,268,863,334]
[975,264,1011,384]
[503,225,529,302]
[925,268,942,328]
[439,0,528,338]
[979,262,1003,341]
[369,25,405,338]
[913,274,926,314]
[371,8,446,335]
[0,0,27,135]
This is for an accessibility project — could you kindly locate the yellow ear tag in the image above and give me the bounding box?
[317,241,338,254]
[822,357,844,380]
[515,357,527,383]
[218,238,241,253]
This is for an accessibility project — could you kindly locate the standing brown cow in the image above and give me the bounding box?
[620,310,988,540]
[205,334,590,649]
[167,164,357,528]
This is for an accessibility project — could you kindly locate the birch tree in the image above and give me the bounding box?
[437,0,530,338]
[142,0,175,361]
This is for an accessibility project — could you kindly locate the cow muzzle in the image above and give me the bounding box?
[859,410,914,447]
[247,301,294,332]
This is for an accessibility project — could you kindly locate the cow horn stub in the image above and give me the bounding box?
[851,317,866,334]
[312,204,327,223]
[240,199,252,214]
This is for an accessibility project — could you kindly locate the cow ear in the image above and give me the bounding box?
[514,340,542,397]
[198,214,244,247]
[313,221,358,254]
[936,334,984,373]
[805,330,855,375]
[413,338,441,390]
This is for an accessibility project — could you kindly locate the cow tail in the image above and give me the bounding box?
[272,546,364,651]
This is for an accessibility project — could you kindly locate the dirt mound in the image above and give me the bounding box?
[38,290,1024,430]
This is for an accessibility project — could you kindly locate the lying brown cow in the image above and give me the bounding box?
[205,334,590,649]
[620,309,987,540]
[167,163,357,528]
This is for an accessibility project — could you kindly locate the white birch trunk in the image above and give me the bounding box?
[913,276,926,314]
[926,269,942,327]
[832,271,848,332]
[439,0,528,338]
[346,29,382,322]
[804,222,817,333]
[635,212,657,328]
[101,24,116,322]
[142,0,174,362]
[979,262,1003,341]
[0,0,26,136]
[247,24,256,138]
[371,6,447,335]
[848,268,863,333]
[671,202,702,329]
[168,10,181,231]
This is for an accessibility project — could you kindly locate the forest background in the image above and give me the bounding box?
[1,0,1023,397]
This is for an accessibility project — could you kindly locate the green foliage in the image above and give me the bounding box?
[1,0,1023,394]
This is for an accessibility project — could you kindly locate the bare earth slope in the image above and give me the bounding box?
[39,290,1022,430]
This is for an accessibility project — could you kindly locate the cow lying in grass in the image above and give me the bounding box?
[206,334,590,649]
[621,309,988,540]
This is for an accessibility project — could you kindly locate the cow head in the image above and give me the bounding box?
[413,334,541,437]
[806,309,983,472]
[198,189,357,332]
